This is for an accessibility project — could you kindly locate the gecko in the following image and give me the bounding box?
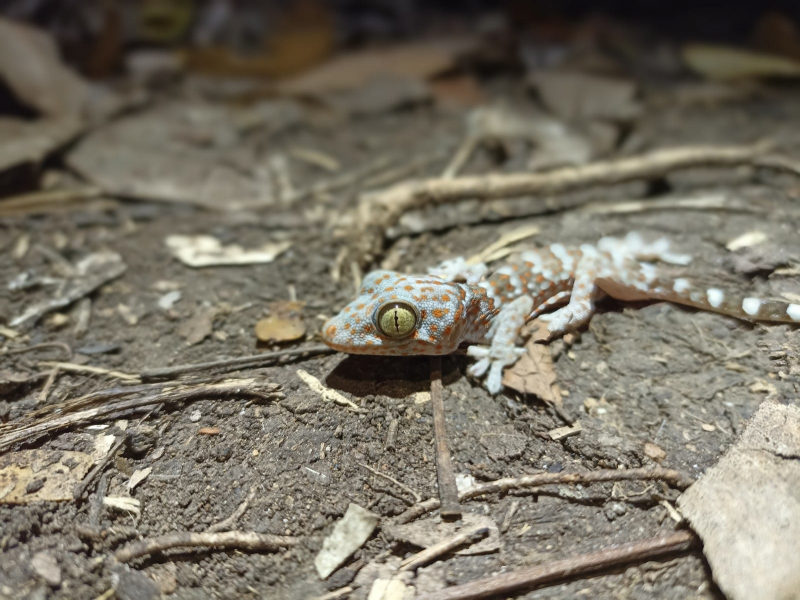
[321,232,800,394]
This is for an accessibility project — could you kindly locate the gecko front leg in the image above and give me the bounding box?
[467,295,533,394]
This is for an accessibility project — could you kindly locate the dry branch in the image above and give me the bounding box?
[346,142,797,265]
[396,467,694,524]
[419,530,697,600]
[114,531,298,563]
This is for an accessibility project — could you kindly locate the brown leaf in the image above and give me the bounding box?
[278,38,477,96]
[502,321,562,407]
[198,427,220,435]
[178,306,219,345]
[255,300,306,343]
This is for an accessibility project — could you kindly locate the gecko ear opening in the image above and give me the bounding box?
[374,302,418,339]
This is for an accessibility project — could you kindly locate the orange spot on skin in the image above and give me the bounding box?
[443,326,452,335]
[455,307,463,320]
[433,309,444,318]
[441,294,450,302]
[344,307,351,312]
[428,335,437,342]
[385,287,394,292]
[436,344,443,351]
[357,303,366,310]
[362,324,371,333]
[431,325,438,332]
[390,294,398,299]
[365,288,374,294]
[404,285,413,291]
[420,286,434,292]
[490,280,498,287]
[344,323,351,330]
[524,261,533,268]
[512,264,519,271]
[326,325,337,337]
[536,274,544,283]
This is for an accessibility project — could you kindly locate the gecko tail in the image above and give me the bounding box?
[654,278,800,324]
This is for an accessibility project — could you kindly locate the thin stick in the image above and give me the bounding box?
[3,342,73,359]
[38,366,60,402]
[418,530,697,600]
[396,467,694,524]
[39,361,138,381]
[114,531,298,563]
[349,141,795,265]
[206,484,258,533]
[359,462,422,503]
[74,436,127,501]
[400,526,489,571]
[140,345,334,381]
[430,356,461,519]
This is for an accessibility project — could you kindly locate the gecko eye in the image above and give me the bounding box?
[375,302,418,339]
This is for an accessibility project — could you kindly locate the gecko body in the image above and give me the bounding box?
[322,233,800,393]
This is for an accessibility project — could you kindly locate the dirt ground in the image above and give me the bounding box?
[2,37,800,600]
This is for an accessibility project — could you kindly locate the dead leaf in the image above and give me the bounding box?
[682,43,800,80]
[278,37,477,96]
[529,71,642,121]
[0,449,93,504]
[430,74,486,108]
[328,74,431,116]
[127,467,152,491]
[166,235,291,268]
[0,17,90,117]
[314,503,379,579]
[386,513,500,556]
[255,300,306,343]
[178,305,220,345]
[678,402,800,600]
[0,117,83,174]
[67,102,276,210]
[502,321,563,407]
[644,442,666,462]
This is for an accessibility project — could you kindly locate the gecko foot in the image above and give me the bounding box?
[539,302,593,336]
[467,344,526,394]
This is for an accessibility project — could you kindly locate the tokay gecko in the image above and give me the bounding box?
[322,232,800,394]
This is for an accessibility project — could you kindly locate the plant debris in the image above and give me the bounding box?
[166,235,292,267]
[314,503,379,579]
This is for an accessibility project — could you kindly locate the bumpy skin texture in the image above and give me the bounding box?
[322,233,800,394]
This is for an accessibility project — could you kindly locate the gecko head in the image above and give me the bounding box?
[321,270,470,356]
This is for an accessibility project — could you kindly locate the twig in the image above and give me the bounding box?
[38,361,139,381]
[3,342,73,359]
[114,531,298,563]
[499,500,520,534]
[418,530,697,600]
[347,141,796,265]
[140,345,334,382]
[359,462,422,503]
[38,365,60,402]
[74,436,127,501]
[400,526,489,571]
[89,473,109,526]
[0,379,282,451]
[313,586,353,600]
[206,484,258,533]
[396,467,694,524]
[430,356,461,519]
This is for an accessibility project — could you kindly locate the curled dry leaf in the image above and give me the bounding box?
[502,321,563,407]
[255,301,306,343]
[166,235,292,268]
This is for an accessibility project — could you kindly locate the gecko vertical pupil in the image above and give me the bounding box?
[376,302,417,338]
